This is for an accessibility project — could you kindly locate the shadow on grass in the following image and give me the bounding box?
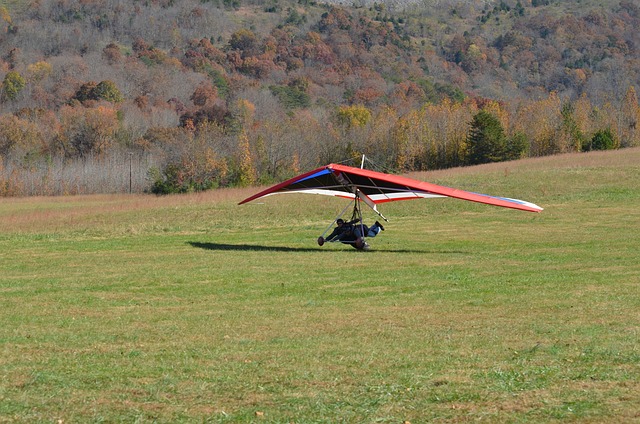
[188,241,463,254]
[189,241,324,253]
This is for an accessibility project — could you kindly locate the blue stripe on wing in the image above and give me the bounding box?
[294,168,332,184]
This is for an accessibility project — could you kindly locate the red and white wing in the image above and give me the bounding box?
[239,164,543,213]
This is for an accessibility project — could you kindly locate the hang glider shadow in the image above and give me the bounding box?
[188,241,453,254]
[189,241,323,253]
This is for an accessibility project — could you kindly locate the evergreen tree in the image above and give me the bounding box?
[466,110,507,165]
[506,131,529,160]
[584,129,617,151]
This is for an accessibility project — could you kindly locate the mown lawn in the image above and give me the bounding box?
[1,149,639,423]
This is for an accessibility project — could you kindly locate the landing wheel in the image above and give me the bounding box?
[355,237,370,250]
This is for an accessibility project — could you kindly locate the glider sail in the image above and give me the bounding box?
[239,163,543,213]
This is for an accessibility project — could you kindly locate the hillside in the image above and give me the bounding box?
[0,0,639,196]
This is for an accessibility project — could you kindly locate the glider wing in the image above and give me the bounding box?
[239,164,543,213]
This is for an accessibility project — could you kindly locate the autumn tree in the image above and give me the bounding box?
[228,29,259,58]
[190,82,217,107]
[180,104,232,130]
[422,99,472,169]
[391,108,427,171]
[337,104,371,128]
[74,82,99,103]
[102,43,122,64]
[0,6,14,34]
[1,71,26,102]
[149,133,228,194]
[559,101,587,152]
[358,107,399,169]
[94,81,124,103]
[514,93,563,156]
[250,112,310,183]
[235,98,255,130]
[58,106,120,157]
[235,130,256,187]
[26,61,52,83]
[73,81,123,104]
[132,37,167,65]
[318,7,353,33]
[573,94,594,149]
[0,115,41,158]
[619,86,640,147]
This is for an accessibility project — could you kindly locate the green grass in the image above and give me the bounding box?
[1,149,639,423]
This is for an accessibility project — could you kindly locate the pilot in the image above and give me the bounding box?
[318,218,384,248]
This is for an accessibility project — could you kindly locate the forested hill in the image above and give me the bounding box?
[0,0,639,196]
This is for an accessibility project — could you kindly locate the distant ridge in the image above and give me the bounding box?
[319,0,421,9]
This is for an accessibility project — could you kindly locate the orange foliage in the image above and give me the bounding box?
[58,105,119,157]
[190,82,217,107]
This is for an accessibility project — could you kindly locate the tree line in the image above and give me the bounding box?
[2,88,637,196]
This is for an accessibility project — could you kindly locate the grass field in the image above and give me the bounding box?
[1,149,639,423]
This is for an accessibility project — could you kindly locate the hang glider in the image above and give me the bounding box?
[239,163,543,213]
[239,163,542,249]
